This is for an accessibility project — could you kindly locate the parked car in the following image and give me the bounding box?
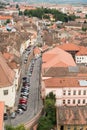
[20,95,28,100]
[18,104,27,111]
[4,113,8,120]
[21,88,29,93]
[28,73,32,77]
[10,112,16,119]
[22,77,27,81]
[17,109,24,114]
[19,99,27,104]
[22,87,29,91]
[20,93,29,97]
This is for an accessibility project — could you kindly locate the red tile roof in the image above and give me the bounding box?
[0,52,15,87]
[34,47,41,55]
[0,15,12,20]
[42,47,76,69]
[57,106,87,125]
[0,102,4,130]
[3,52,14,61]
[57,43,80,51]
[44,77,87,88]
[76,46,87,56]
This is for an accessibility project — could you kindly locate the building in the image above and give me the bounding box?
[75,46,87,65]
[43,77,87,106]
[41,45,87,130]
[56,106,87,130]
[42,46,76,74]
[58,43,80,60]
[0,102,4,130]
[0,52,16,109]
[0,15,14,26]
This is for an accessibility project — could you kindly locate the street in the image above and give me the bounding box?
[5,55,43,126]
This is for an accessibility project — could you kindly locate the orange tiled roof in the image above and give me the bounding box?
[42,47,76,69]
[0,102,4,130]
[0,15,12,20]
[41,45,49,52]
[0,52,15,87]
[44,77,87,88]
[57,106,87,125]
[34,47,41,55]
[8,61,19,69]
[58,43,80,51]
[76,46,87,56]
[3,52,14,61]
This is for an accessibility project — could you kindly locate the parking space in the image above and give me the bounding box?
[4,47,43,126]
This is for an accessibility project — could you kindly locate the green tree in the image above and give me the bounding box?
[82,27,87,32]
[19,11,23,15]
[68,14,76,21]
[5,124,26,130]
[16,4,19,9]
[46,92,56,101]
[37,116,53,130]
[85,14,87,18]
[23,7,76,22]
[45,98,56,125]
[6,19,10,24]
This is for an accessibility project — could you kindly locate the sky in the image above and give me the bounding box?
[26,0,87,4]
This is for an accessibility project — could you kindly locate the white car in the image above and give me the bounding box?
[17,109,24,114]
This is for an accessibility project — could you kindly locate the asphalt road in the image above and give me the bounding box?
[5,55,43,126]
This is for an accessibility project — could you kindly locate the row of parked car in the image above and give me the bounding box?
[4,47,35,120]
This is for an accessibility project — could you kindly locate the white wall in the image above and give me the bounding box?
[75,55,87,64]
[46,87,87,106]
[14,68,20,90]
[0,85,16,107]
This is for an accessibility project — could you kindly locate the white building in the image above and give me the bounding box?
[0,52,16,108]
[42,77,87,107]
[0,15,14,26]
[75,47,87,65]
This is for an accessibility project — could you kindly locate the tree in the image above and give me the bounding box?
[37,116,53,130]
[5,124,26,130]
[19,11,23,15]
[44,98,56,125]
[46,92,56,101]
[82,27,87,32]
[85,14,87,18]
[6,19,10,24]
[16,4,19,9]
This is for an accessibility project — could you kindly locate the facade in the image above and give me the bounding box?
[0,15,14,26]
[58,43,80,60]
[75,47,87,64]
[0,102,4,130]
[43,77,87,106]
[42,46,76,75]
[0,52,16,108]
[56,106,87,130]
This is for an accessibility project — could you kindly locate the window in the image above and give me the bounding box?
[73,90,76,95]
[73,100,75,104]
[68,90,71,95]
[63,100,65,104]
[3,90,8,95]
[83,90,86,95]
[68,100,70,104]
[78,90,81,95]
[63,90,66,95]
[83,99,85,104]
[67,126,70,130]
[78,99,80,104]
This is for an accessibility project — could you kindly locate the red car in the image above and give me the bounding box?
[19,99,27,104]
